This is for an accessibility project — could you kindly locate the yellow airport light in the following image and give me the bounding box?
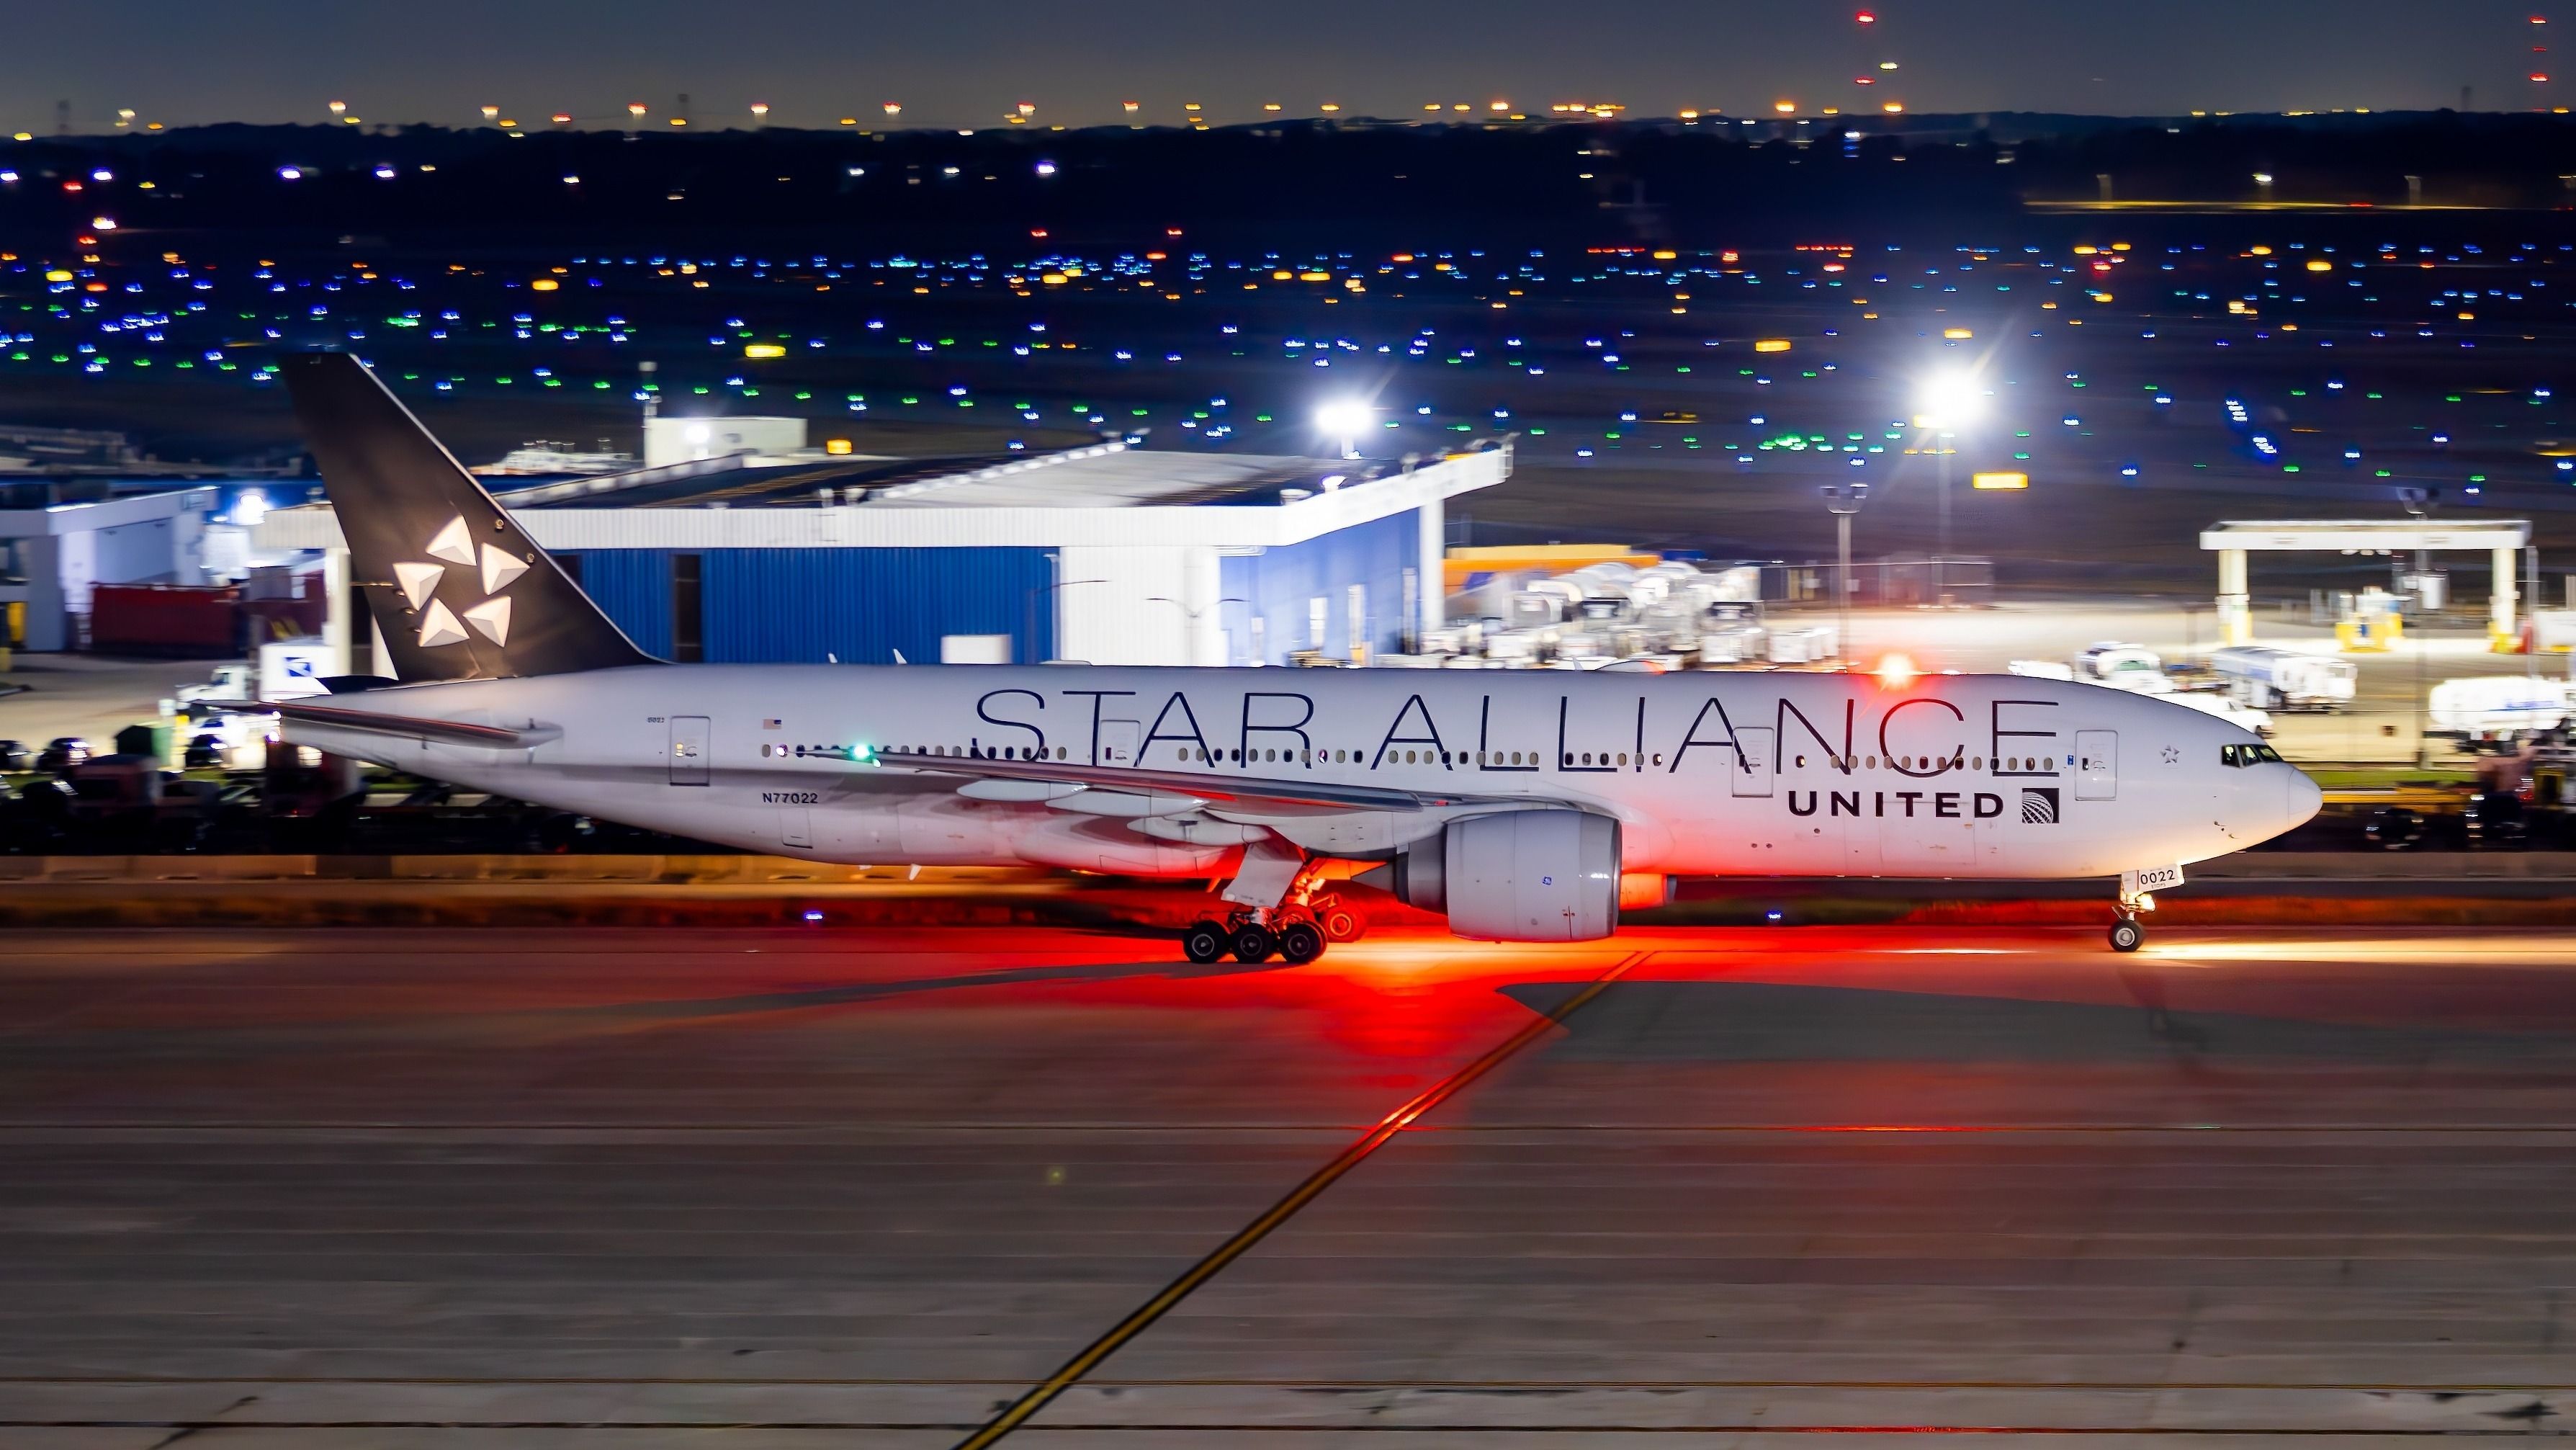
[1754,339,1792,352]
[743,343,786,358]
[1972,471,2029,490]
[1942,327,1974,339]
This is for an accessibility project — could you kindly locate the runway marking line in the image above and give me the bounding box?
[950,948,1650,1450]
[12,1375,2576,1392]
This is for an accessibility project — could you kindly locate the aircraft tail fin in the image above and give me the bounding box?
[282,352,655,681]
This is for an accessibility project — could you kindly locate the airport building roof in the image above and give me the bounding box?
[255,439,1509,554]
[485,439,1370,512]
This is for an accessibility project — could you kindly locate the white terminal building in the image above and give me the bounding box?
[256,424,1509,674]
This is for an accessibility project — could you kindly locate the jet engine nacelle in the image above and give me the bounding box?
[1360,809,1622,941]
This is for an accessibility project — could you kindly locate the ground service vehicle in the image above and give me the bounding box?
[2210,645,2358,712]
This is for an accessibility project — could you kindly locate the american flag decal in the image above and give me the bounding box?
[2021,787,2060,825]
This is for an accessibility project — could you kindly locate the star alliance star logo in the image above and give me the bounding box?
[396,513,527,649]
[2160,745,2181,765]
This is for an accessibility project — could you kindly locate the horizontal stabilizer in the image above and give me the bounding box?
[272,699,560,749]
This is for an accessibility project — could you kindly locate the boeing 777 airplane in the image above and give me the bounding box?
[270,353,2320,962]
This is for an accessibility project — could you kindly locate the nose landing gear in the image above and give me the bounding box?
[2109,880,2157,953]
[2108,867,2178,953]
[2109,912,2145,953]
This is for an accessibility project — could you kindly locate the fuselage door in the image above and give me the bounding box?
[1097,718,1141,766]
[1731,727,1775,798]
[2075,730,2117,800]
[669,715,711,787]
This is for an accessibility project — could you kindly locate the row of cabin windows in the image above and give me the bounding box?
[1795,753,2065,773]
[849,744,2070,772]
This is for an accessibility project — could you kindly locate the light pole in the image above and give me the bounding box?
[1026,570,1105,664]
[1916,369,1985,606]
[1146,594,1247,667]
[1821,483,1868,662]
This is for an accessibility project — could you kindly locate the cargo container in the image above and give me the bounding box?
[86,583,239,655]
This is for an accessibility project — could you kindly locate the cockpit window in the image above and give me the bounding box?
[2221,743,2284,767]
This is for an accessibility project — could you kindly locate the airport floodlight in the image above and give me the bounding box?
[1315,400,1373,458]
[1914,370,1985,431]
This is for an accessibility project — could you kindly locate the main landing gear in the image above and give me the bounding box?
[1180,849,1367,966]
[1182,908,1330,965]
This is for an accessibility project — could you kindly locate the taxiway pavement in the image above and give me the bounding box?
[6,923,2576,1445]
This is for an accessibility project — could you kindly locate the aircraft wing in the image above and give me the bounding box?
[874,747,1514,813]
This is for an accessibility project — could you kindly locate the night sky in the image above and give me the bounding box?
[1,1,2554,133]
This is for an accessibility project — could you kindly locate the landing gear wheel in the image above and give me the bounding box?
[1181,920,1229,965]
[1275,921,1326,965]
[1230,923,1278,964]
[2109,916,2145,954]
[1314,898,1366,943]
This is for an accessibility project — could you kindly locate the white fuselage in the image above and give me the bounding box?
[282,664,2320,879]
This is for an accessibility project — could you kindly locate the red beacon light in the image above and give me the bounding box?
[1873,653,1921,689]
[1857,9,1877,20]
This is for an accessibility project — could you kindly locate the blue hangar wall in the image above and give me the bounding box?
[560,546,1055,666]
[1219,507,1418,665]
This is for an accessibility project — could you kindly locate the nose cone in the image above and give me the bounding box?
[2283,767,2323,835]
